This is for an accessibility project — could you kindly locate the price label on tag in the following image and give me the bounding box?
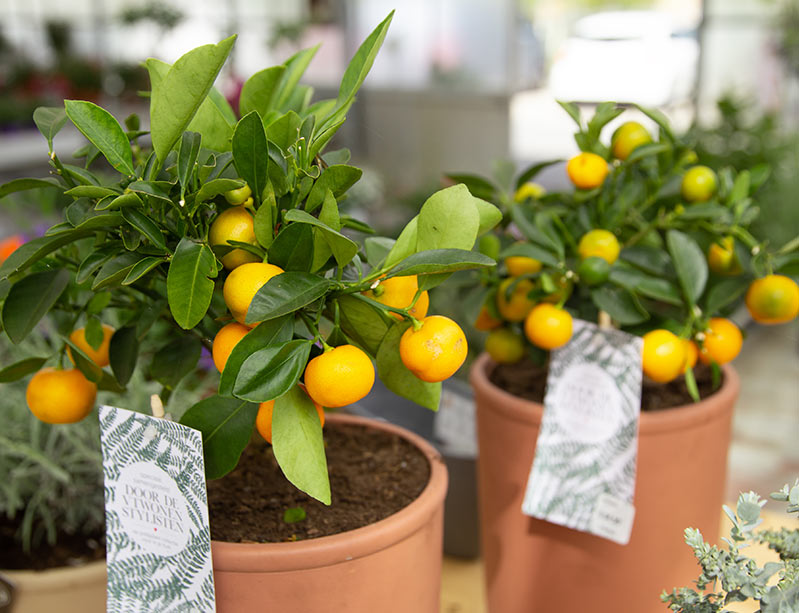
[99,406,216,612]
[521,320,643,544]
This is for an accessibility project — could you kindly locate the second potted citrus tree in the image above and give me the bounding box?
[0,13,500,612]
[452,102,799,613]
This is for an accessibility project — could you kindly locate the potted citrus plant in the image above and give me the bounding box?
[0,13,501,611]
[451,102,799,613]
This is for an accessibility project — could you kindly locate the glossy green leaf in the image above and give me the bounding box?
[590,286,649,325]
[609,265,682,306]
[704,278,750,315]
[273,45,319,111]
[254,190,275,249]
[473,197,502,235]
[386,249,495,278]
[417,184,480,252]
[63,339,103,383]
[151,335,202,389]
[233,339,312,402]
[149,36,236,163]
[96,192,142,211]
[0,177,62,199]
[240,65,286,118]
[383,217,418,270]
[177,131,202,198]
[271,385,330,504]
[65,100,135,176]
[335,295,390,355]
[515,159,561,189]
[620,246,671,277]
[122,256,167,285]
[2,269,70,344]
[305,165,363,213]
[76,251,113,285]
[268,222,314,271]
[266,110,302,153]
[284,208,358,268]
[108,326,138,386]
[180,395,258,480]
[121,208,167,251]
[0,230,92,281]
[218,316,294,397]
[126,180,173,203]
[444,173,496,201]
[33,106,67,152]
[376,321,440,410]
[232,111,268,206]
[85,292,111,315]
[246,272,329,324]
[192,178,245,207]
[92,252,140,289]
[0,357,49,383]
[167,238,218,329]
[666,230,708,306]
[65,185,118,199]
[84,317,104,349]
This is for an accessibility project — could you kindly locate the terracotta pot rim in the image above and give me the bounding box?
[470,352,740,435]
[1,558,106,588]
[210,413,448,573]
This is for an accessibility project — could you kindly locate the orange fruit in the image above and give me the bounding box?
[505,251,543,277]
[224,184,252,205]
[474,305,503,331]
[363,275,429,320]
[0,235,24,262]
[566,152,609,190]
[255,390,325,445]
[68,323,115,367]
[513,182,546,202]
[222,262,285,325]
[642,329,686,383]
[399,315,468,383]
[699,318,742,365]
[707,236,741,276]
[209,207,260,270]
[523,304,573,350]
[485,328,526,364]
[578,229,620,264]
[496,277,536,322]
[304,344,375,408]
[681,166,717,203]
[611,121,652,160]
[26,367,97,424]
[745,274,799,325]
[212,322,250,372]
[683,339,699,372]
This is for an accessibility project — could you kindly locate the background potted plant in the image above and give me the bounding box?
[662,479,799,611]
[0,12,501,612]
[450,101,799,613]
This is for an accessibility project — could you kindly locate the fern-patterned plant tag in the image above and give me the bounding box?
[98,406,216,612]
[521,320,643,545]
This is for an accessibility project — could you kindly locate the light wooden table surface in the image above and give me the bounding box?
[440,507,794,613]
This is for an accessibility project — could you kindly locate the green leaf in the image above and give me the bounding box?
[335,294,390,355]
[0,357,49,383]
[149,36,236,164]
[266,111,302,152]
[246,271,329,325]
[180,395,259,480]
[218,316,294,397]
[108,326,138,386]
[254,186,275,248]
[64,185,118,199]
[273,45,319,112]
[515,159,561,189]
[239,65,286,118]
[556,100,582,128]
[122,256,167,285]
[271,385,330,504]
[33,106,67,152]
[64,100,135,176]
[386,249,495,278]
[383,217,418,270]
[590,286,649,325]
[126,180,173,203]
[193,178,245,206]
[64,339,103,382]
[305,165,363,213]
[364,237,395,267]
[2,269,70,344]
[151,336,202,389]
[666,230,708,306]
[473,197,503,235]
[92,252,140,289]
[728,170,750,203]
[284,208,358,268]
[609,265,683,306]
[167,238,218,329]
[121,208,167,251]
[704,278,749,315]
[233,339,312,402]
[0,230,91,280]
[444,173,497,201]
[77,251,113,285]
[268,222,314,271]
[86,292,111,315]
[232,111,268,206]
[376,321,441,410]
[84,317,104,349]
[187,89,235,152]
[0,177,62,200]
[620,246,671,277]
[96,191,142,211]
[177,131,202,199]
[417,184,480,252]
[634,104,675,141]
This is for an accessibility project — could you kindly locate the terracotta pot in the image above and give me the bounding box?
[1,560,106,613]
[471,353,739,613]
[211,413,448,613]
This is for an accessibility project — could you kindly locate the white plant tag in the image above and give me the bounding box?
[521,320,643,544]
[98,406,216,612]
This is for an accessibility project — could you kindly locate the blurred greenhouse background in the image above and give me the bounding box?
[0,0,797,503]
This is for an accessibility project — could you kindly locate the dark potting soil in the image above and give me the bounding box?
[0,517,105,571]
[206,421,431,543]
[489,358,721,412]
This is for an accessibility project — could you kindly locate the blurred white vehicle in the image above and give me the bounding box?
[549,11,699,107]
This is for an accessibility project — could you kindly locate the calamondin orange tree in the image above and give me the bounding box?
[0,13,500,504]
[452,101,799,397]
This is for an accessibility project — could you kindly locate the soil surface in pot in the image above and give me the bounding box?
[207,421,430,543]
[0,517,105,570]
[489,358,721,412]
